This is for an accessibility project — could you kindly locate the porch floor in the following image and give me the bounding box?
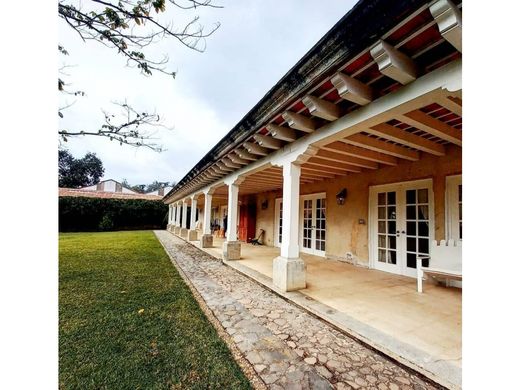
[188,233,462,388]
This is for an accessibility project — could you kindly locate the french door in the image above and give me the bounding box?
[274,198,283,247]
[369,180,434,277]
[300,193,327,256]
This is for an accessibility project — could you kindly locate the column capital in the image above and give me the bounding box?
[224,174,245,186]
[272,145,319,167]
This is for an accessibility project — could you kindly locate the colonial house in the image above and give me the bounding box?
[164,0,462,388]
[60,179,163,200]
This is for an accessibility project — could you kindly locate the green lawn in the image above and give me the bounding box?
[59,231,251,390]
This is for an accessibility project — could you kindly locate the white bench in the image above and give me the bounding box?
[417,239,462,293]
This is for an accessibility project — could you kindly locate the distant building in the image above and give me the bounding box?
[59,179,162,200]
[145,186,173,197]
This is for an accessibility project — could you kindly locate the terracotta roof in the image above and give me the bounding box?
[59,188,163,200]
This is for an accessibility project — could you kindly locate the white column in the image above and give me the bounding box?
[168,205,172,223]
[190,195,198,229]
[203,194,213,235]
[174,204,179,226]
[281,162,301,259]
[227,183,239,242]
[182,200,188,229]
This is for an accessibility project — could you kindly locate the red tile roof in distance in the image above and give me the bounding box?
[59,188,163,200]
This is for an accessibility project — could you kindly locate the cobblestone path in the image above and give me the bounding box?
[155,231,442,390]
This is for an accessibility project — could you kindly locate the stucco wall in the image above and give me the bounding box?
[252,145,462,265]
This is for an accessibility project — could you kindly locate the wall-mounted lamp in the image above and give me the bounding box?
[336,188,347,205]
[261,200,268,210]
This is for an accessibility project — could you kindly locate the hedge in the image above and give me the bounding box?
[59,196,168,232]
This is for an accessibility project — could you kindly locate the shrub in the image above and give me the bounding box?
[59,196,168,232]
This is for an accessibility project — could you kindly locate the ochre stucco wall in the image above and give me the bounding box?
[250,145,462,265]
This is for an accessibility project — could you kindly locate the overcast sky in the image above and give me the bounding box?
[59,1,357,186]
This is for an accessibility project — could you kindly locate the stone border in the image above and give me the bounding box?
[155,232,267,390]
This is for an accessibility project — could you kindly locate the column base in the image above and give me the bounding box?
[222,241,241,261]
[273,256,306,292]
[188,230,198,241]
[200,234,213,248]
[173,226,180,235]
[180,228,188,238]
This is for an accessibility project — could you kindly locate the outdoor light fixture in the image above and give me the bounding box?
[336,188,347,205]
[261,200,268,210]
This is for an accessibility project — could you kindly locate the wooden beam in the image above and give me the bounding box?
[215,161,233,172]
[367,123,446,156]
[301,163,351,176]
[236,148,258,161]
[301,169,335,179]
[302,95,341,121]
[253,134,284,149]
[429,0,462,52]
[306,157,362,173]
[266,124,297,142]
[221,157,241,169]
[398,110,462,146]
[316,149,379,169]
[370,40,418,85]
[282,111,317,133]
[331,73,374,105]
[243,142,269,156]
[228,152,249,165]
[437,95,462,116]
[342,134,420,161]
[322,141,398,166]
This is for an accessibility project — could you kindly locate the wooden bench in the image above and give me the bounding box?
[417,239,462,293]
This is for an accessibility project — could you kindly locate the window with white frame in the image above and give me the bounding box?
[446,175,462,240]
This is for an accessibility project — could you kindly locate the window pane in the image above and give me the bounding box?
[388,221,396,234]
[418,188,428,203]
[418,238,429,254]
[387,191,396,205]
[388,250,397,264]
[378,235,386,248]
[378,193,386,205]
[406,206,416,220]
[407,253,417,268]
[387,206,396,219]
[458,184,462,202]
[378,207,385,219]
[407,237,416,252]
[378,249,387,263]
[418,205,429,220]
[406,221,416,236]
[406,189,416,204]
[388,235,396,250]
[378,221,386,233]
[418,221,429,237]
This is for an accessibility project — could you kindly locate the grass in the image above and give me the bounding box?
[59,230,252,390]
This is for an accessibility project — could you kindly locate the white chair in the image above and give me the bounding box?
[417,239,462,293]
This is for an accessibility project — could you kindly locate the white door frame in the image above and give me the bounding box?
[369,179,435,277]
[299,192,327,257]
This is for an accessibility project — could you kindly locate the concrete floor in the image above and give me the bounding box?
[187,232,462,385]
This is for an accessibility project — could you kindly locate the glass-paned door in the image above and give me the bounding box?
[370,180,434,277]
[274,199,283,247]
[300,194,327,256]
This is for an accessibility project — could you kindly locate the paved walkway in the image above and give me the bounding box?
[155,231,442,390]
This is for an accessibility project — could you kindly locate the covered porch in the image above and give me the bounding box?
[188,234,461,388]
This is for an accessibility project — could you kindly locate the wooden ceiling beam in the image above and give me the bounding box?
[370,40,418,85]
[266,124,298,142]
[342,134,420,161]
[429,0,462,52]
[215,161,233,172]
[306,157,362,173]
[322,141,398,166]
[331,73,374,106]
[302,95,341,121]
[398,110,462,146]
[315,149,379,169]
[221,157,241,169]
[301,164,351,176]
[367,123,446,156]
[282,111,317,133]
[253,134,284,149]
[244,142,269,156]
[437,95,462,116]
[236,148,259,161]
[228,152,249,165]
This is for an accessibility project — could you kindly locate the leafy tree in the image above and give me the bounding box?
[121,179,175,193]
[58,0,221,151]
[59,150,105,188]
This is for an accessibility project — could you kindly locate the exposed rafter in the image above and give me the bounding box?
[243,142,269,156]
[367,123,446,156]
[331,73,374,105]
[342,133,420,161]
[429,0,462,52]
[215,161,233,172]
[282,111,317,133]
[266,124,297,142]
[228,152,249,165]
[253,134,284,149]
[222,157,241,169]
[370,40,418,85]
[306,157,362,173]
[398,110,462,146]
[437,95,462,116]
[302,96,341,121]
[236,148,259,161]
[316,149,379,169]
[321,141,398,165]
